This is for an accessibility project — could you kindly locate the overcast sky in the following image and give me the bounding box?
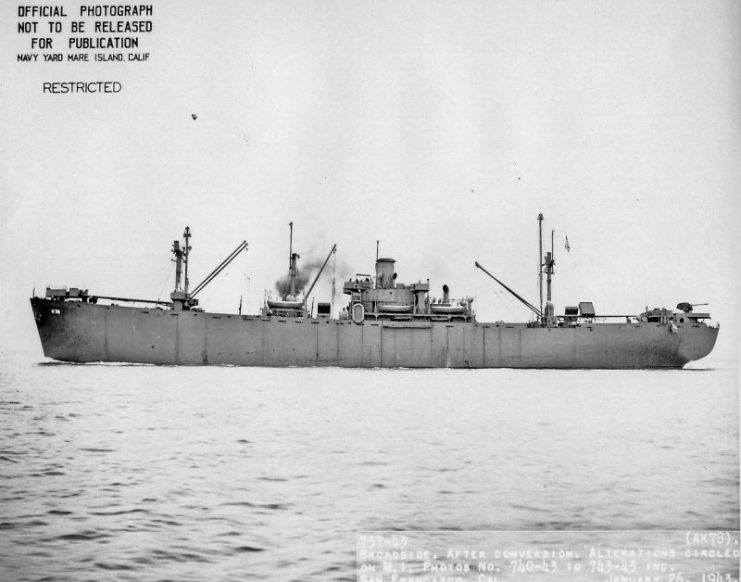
[1,0,739,362]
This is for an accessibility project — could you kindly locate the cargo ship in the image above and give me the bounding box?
[30,216,718,368]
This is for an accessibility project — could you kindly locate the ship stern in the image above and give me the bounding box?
[677,323,720,366]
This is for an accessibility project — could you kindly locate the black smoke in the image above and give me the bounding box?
[275,257,325,298]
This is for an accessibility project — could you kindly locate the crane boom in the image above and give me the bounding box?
[190,240,248,298]
[475,261,542,317]
[302,244,337,306]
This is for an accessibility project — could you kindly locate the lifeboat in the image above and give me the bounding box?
[377,303,413,313]
[267,299,304,310]
[430,303,467,315]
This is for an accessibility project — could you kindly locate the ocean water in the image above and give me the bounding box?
[0,351,737,581]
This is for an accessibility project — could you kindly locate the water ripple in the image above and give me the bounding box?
[0,357,737,581]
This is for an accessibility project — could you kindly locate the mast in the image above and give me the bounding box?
[170,229,190,309]
[288,221,293,271]
[546,228,554,302]
[172,239,183,291]
[331,253,336,318]
[183,226,191,295]
[170,227,248,310]
[538,213,544,322]
[540,225,556,326]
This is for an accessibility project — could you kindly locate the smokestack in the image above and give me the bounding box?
[289,252,300,297]
[442,284,449,304]
[375,258,395,289]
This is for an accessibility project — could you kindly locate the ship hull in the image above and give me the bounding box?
[30,299,718,369]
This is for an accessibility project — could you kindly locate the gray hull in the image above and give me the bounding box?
[31,298,718,368]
